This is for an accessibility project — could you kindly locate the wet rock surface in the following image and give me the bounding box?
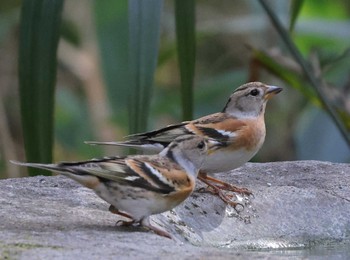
[1,161,349,259]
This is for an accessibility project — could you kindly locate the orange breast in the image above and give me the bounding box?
[228,116,266,151]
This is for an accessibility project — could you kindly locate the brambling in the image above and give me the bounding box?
[11,135,218,239]
[86,82,282,207]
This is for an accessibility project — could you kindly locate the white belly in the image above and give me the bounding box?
[94,183,172,221]
[202,148,259,174]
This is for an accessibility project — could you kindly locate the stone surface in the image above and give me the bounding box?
[1,161,350,259]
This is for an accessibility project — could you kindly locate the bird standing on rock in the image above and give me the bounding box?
[11,135,219,239]
[86,82,283,207]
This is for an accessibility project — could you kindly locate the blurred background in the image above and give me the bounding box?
[0,0,349,178]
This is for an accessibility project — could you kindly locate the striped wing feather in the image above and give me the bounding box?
[127,113,246,145]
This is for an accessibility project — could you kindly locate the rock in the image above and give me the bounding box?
[1,161,350,259]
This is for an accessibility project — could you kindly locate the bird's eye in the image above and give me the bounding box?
[197,141,205,150]
[250,89,259,96]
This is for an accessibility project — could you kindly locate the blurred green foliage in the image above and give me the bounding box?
[0,0,349,178]
[127,0,163,133]
[18,0,64,176]
[94,0,129,115]
[175,0,196,120]
[257,0,349,146]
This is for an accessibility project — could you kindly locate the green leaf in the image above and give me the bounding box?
[320,48,350,72]
[60,19,81,47]
[94,0,129,114]
[175,0,196,121]
[289,0,304,32]
[128,0,162,133]
[18,0,64,176]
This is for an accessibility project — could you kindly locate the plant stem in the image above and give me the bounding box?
[258,0,350,147]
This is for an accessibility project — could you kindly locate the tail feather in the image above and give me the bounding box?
[10,160,101,189]
[84,140,165,153]
[10,160,70,174]
[10,157,120,174]
[125,121,188,139]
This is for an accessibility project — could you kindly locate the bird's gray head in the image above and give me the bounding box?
[162,135,218,175]
[222,82,282,118]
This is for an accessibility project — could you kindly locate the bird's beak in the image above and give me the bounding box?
[264,85,283,100]
[207,140,222,155]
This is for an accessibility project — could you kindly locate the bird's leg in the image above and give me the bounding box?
[141,217,172,239]
[109,205,133,219]
[198,172,252,195]
[116,219,136,227]
[109,206,170,238]
[197,174,243,210]
[109,205,134,225]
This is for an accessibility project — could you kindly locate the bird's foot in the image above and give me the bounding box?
[198,174,252,195]
[141,218,172,239]
[202,185,244,212]
[197,175,252,211]
[214,182,252,196]
[116,219,136,227]
[109,205,133,219]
